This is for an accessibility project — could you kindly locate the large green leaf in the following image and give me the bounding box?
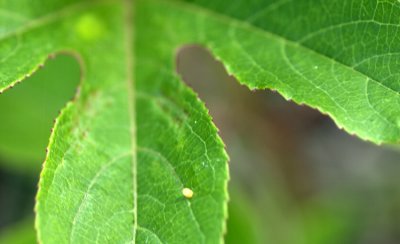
[0,0,399,243]
[1,0,228,243]
[141,0,400,144]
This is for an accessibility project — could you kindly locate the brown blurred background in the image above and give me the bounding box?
[177,46,400,244]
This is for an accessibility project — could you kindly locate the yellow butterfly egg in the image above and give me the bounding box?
[182,188,194,199]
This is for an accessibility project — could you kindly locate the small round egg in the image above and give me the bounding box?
[182,188,194,199]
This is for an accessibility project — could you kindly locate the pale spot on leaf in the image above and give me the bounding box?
[75,14,104,41]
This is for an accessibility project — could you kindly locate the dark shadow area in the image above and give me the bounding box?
[176,45,400,244]
[0,169,36,230]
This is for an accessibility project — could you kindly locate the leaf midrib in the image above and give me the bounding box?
[157,0,399,97]
[122,0,138,242]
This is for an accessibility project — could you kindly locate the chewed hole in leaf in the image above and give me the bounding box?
[0,55,80,172]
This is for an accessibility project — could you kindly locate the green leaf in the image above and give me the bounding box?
[1,0,399,243]
[139,0,400,144]
[1,0,228,243]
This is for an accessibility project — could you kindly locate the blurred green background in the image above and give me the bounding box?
[0,48,400,244]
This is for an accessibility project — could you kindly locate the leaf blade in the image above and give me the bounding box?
[0,1,230,243]
[142,0,400,144]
